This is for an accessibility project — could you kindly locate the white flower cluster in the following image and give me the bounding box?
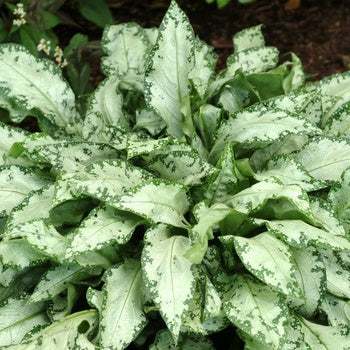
[37,39,68,68]
[37,38,51,55]
[13,3,27,27]
[54,46,68,68]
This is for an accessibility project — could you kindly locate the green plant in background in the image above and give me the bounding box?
[0,1,350,349]
[206,0,255,9]
[0,0,113,114]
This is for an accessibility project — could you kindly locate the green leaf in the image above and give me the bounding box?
[0,44,79,134]
[102,22,154,76]
[14,310,98,349]
[78,0,114,28]
[230,232,301,297]
[29,263,101,303]
[324,101,350,138]
[144,0,195,138]
[286,246,326,318]
[109,179,190,228]
[142,225,196,340]
[223,275,290,349]
[295,137,350,182]
[255,155,325,192]
[0,295,48,347]
[267,220,350,251]
[100,260,147,350]
[0,166,49,216]
[66,205,141,257]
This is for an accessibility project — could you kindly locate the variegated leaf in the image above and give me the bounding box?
[299,316,350,349]
[233,25,265,52]
[324,100,350,138]
[295,136,350,182]
[66,205,141,257]
[267,220,350,251]
[0,165,50,216]
[29,263,101,303]
[0,295,48,347]
[4,184,54,238]
[144,1,195,138]
[230,233,301,297]
[310,197,346,236]
[0,44,79,134]
[320,293,350,327]
[320,249,350,299]
[224,180,313,218]
[0,239,46,270]
[225,46,279,77]
[59,159,152,205]
[286,246,326,317]
[328,167,350,232]
[223,275,290,349]
[109,179,190,228]
[100,260,147,350]
[141,225,196,340]
[14,310,98,350]
[255,155,325,191]
[102,22,155,76]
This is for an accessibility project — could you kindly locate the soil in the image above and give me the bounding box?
[98,0,350,81]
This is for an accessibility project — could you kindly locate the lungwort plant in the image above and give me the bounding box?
[0,1,350,349]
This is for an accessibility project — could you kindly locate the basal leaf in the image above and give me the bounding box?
[320,293,350,327]
[66,205,141,257]
[328,167,350,232]
[109,179,190,228]
[0,239,46,270]
[0,295,48,347]
[102,23,154,77]
[223,275,290,348]
[144,0,195,138]
[295,137,350,182]
[141,225,196,340]
[310,197,346,236]
[29,263,101,303]
[255,155,325,192]
[320,249,350,299]
[225,46,279,77]
[224,180,312,218]
[286,246,326,318]
[15,310,98,350]
[299,316,350,350]
[4,184,54,238]
[231,232,301,297]
[0,165,50,216]
[233,25,265,52]
[0,44,79,134]
[60,159,152,204]
[100,260,147,350]
[15,219,70,260]
[267,220,350,251]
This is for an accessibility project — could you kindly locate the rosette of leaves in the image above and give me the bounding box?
[0,1,350,349]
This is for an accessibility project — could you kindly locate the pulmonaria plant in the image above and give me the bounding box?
[0,1,350,349]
